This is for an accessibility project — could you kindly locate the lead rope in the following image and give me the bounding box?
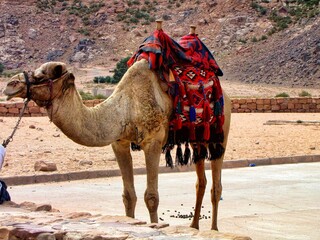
[2,99,30,148]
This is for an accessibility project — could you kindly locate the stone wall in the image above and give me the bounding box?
[0,97,320,117]
[231,97,320,113]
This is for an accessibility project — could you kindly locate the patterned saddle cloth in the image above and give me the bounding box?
[128,29,225,167]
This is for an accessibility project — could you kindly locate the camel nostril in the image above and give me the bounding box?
[9,80,20,87]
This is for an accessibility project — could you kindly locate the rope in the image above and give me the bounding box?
[2,99,29,148]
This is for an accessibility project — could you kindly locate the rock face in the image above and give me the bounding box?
[0,0,318,88]
[0,201,252,240]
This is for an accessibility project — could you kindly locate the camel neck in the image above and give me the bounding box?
[47,87,126,147]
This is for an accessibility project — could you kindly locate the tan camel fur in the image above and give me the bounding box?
[4,60,231,230]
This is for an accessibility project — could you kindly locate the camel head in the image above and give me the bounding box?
[3,62,75,107]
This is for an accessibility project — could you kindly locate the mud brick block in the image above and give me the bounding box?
[295,103,303,109]
[288,103,295,109]
[276,98,285,104]
[256,99,264,105]
[280,103,288,110]
[233,103,240,109]
[263,104,271,110]
[27,101,35,107]
[257,104,264,111]
[248,103,257,110]
[271,105,280,111]
[298,98,308,104]
[84,102,94,107]
[0,107,8,113]
[240,104,247,109]
[40,107,47,114]
[263,99,271,104]
[8,108,19,114]
[302,104,310,110]
[238,99,246,104]
[15,102,25,108]
[28,106,40,113]
[270,99,277,104]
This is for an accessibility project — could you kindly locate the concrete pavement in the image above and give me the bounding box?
[7,162,320,240]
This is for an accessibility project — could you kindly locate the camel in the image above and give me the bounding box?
[4,53,231,231]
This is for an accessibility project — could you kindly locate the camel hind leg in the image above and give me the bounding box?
[210,156,223,230]
[211,92,231,230]
[190,158,207,229]
[112,141,137,218]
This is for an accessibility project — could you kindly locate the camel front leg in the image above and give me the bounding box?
[112,141,137,219]
[142,139,162,223]
[190,159,207,230]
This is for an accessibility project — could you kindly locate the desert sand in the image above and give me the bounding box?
[0,112,319,178]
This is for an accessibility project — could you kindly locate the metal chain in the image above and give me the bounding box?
[2,99,30,148]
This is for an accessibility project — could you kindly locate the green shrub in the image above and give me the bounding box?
[299,90,312,97]
[92,56,131,85]
[78,28,90,36]
[275,92,290,98]
[251,36,258,42]
[250,1,267,15]
[0,63,4,74]
[79,90,95,100]
[260,35,268,40]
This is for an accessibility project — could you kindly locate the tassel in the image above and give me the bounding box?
[200,144,208,159]
[176,144,184,165]
[177,101,182,114]
[214,101,221,116]
[189,105,196,122]
[189,122,196,141]
[203,122,210,141]
[192,144,200,163]
[165,149,173,168]
[208,143,225,160]
[168,124,175,146]
[184,143,191,165]
[202,100,212,122]
[178,82,186,98]
[174,114,182,130]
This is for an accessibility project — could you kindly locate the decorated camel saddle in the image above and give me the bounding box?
[128,23,225,168]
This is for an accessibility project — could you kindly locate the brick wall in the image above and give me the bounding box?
[0,97,319,117]
[231,97,320,113]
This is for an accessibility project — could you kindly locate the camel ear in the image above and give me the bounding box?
[53,64,64,78]
[68,73,75,83]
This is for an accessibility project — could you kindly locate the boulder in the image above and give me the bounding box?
[34,161,57,172]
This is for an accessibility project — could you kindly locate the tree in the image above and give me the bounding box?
[113,56,131,83]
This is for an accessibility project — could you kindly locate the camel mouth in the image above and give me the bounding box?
[3,73,27,100]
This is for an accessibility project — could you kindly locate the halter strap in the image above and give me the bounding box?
[23,71,31,101]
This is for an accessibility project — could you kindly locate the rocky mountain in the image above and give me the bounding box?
[0,0,319,87]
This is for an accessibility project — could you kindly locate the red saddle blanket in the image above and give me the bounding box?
[128,29,225,167]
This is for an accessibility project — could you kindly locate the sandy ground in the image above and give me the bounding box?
[1,68,320,178]
[0,112,319,178]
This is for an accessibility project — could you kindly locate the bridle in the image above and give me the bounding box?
[2,70,70,148]
[24,70,70,109]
